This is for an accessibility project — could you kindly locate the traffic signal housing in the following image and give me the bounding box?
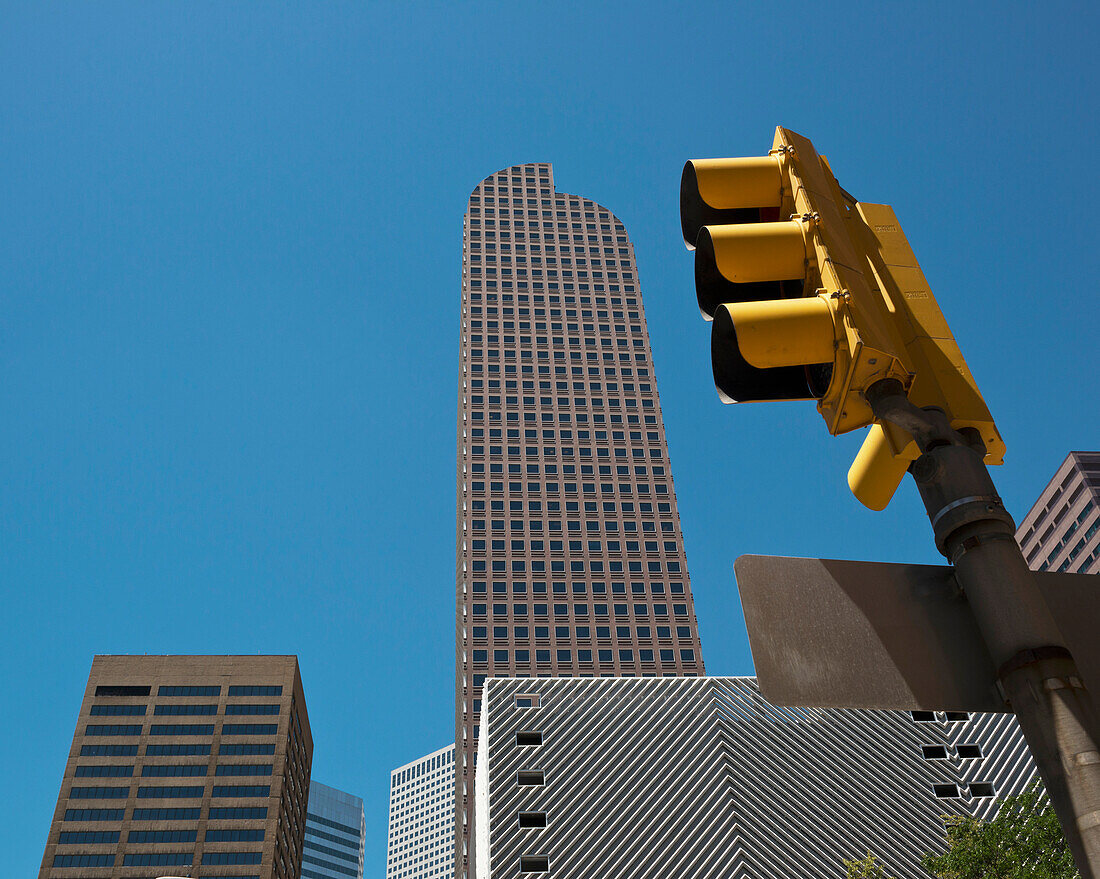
[681,127,1005,510]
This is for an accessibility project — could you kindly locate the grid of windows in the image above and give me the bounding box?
[455,164,705,879]
[39,657,312,879]
[388,745,454,879]
[1017,452,1100,574]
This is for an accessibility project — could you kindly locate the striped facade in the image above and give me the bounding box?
[301,781,364,879]
[474,676,1039,879]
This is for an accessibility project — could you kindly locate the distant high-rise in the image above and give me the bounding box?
[474,677,1040,879]
[455,163,706,875]
[302,780,365,879]
[39,654,312,879]
[387,745,455,879]
[1016,451,1100,573]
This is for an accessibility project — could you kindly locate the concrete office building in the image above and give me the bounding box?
[39,654,312,879]
[1016,450,1100,573]
[388,745,455,879]
[474,676,1040,879]
[302,781,365,879]
[456,163,705,875]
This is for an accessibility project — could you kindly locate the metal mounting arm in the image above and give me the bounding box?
[864,378,967,454]
[863,379,1100,878]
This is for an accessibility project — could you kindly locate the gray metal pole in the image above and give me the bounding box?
[868,380,1100,879]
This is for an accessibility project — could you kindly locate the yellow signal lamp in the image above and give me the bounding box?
[711,295,838,404]
[694,219,811,318]
[700,220,809,285]
[680,156,784,249]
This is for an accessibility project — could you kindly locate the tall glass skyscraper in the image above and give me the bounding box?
[301,780,365,879]
[455,163,705,877]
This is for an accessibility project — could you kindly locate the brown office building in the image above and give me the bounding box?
[1016,450,1100,574]
[455,163,705,877]
[39,655,312,879]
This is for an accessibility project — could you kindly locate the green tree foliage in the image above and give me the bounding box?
[843,850,897,879]
[921,783,1079,879]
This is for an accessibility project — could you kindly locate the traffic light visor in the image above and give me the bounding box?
[848,424,911,511]
[702,221,807,285]
[719,297,836,369]
[681,157,783,249]
[711,300,834,403]
[695,221,808,318]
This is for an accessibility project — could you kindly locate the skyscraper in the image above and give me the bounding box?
[39,654,312,879]
[1016,450,1100,573]
[302,780,365,879]
[456,163,705,876]
[474,676,1040,879]
[387,745,455,879]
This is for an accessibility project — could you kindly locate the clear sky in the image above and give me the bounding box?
[2,1,1097,874]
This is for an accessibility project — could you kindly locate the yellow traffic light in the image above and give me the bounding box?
[682,127,1005,509]
[680,156,782,249]
[716,297,836,370]
[711,296,837,404]
[700,221,809,286]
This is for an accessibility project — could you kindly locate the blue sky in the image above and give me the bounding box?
[2,1,1097,873]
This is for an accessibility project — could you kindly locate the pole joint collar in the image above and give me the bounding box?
[997,645,1074,682]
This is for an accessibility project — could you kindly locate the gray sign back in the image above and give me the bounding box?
[734,554,1099,713]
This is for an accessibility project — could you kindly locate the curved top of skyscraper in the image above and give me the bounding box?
[465,163,628,232]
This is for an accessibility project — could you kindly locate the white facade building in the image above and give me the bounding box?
[474,676,1039,879]
[388,744,455,879]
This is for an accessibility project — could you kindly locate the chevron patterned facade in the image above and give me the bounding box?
[474,676,1039,879]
